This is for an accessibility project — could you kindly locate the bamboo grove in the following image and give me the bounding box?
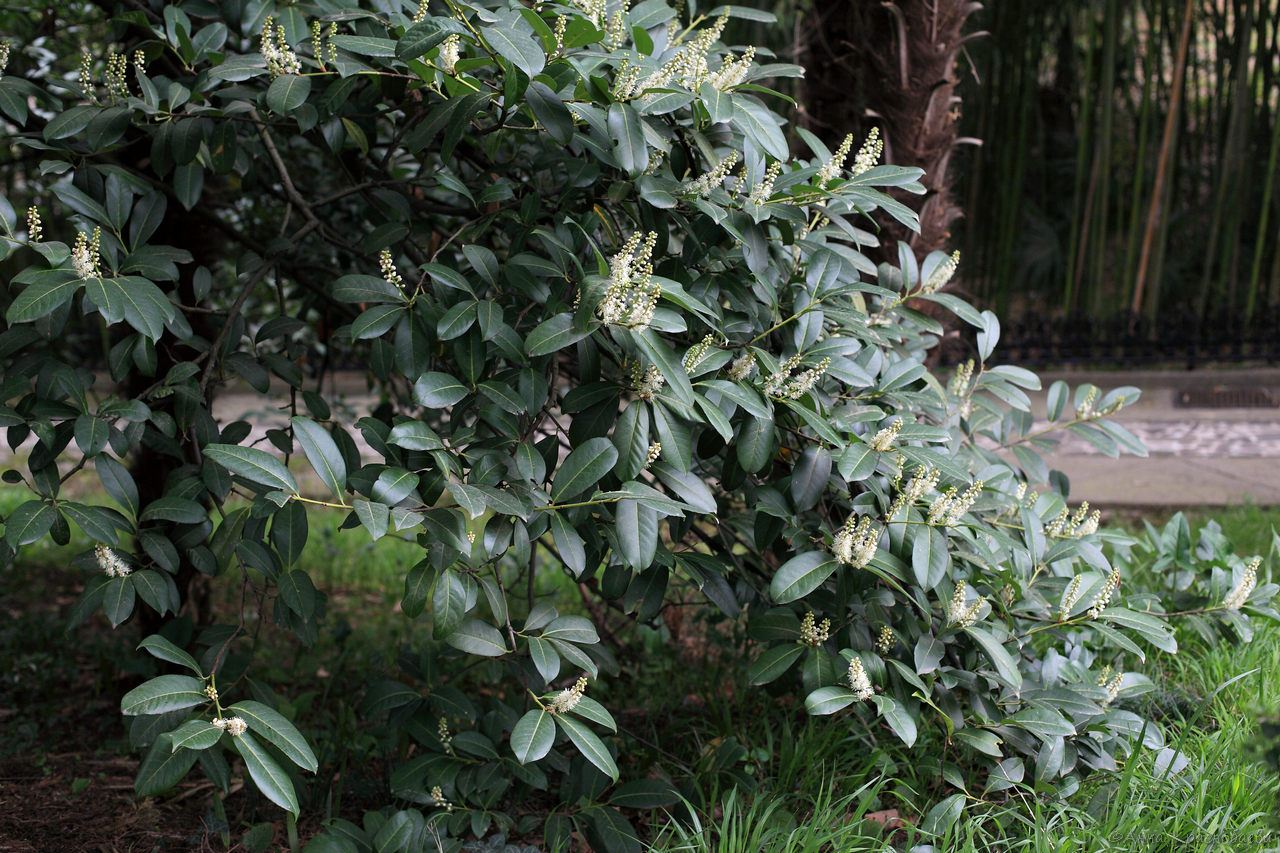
[956,0,1280,330]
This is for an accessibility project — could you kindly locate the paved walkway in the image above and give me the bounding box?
[1030,368,1280,506]
[210,368,1280,508]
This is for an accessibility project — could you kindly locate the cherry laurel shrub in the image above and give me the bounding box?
[1,1,1275,849]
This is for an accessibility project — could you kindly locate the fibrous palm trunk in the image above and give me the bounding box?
[800,0,982,263]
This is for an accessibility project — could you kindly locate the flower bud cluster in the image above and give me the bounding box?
[438,35,461,74]
[76,52,97,103]
[26,206,41,242]
[437,716,454,754]
[816,133,855,188]
[549,675,588,714]
[95,544,131,577]
[311,21,338,70]
[633,364,665,400]
[948,359,974,398]
[572,0,606,27]
[868,418,902,452]
[1086,569,1121,619]
[72,227,102,279]
[847,656,874,700]
[885,465,939,520]
[761,354,801,397]
[599,232,659,329]
[1075,387,1098,419]
[641,11,729,91]
[413,1,429,24]
[747,161,782,205]
[261,17,302,78]
[832,514,879,569]
[1100,672,1123,707]
[603,7,630,50]
[1059,576,1083,620]
[379,249,402,289]
[104,52,128,102]
[926,480,983,526]
[705,46,754,91]
[922,251,960,294]
[684,151,739,198]
[613,59,643,100]
[727,351,756,381]
[851,128,882,176]
[553,16,568,54]
[875,626,895,655]
[1046,502,1100,539]
[781,358,830,399]
[204,684,219,701]
[429,785,455,812]
[213,716,248,737]
[799,612,830,646]
[644,442,662,468]
[947,581,983,628]
[0,41,9,77]
[682,333,718,373]
[1223,557,1259,610]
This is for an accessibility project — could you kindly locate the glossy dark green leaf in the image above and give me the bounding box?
[232,732,300,815]
[963,626,1023,690]
[804,685,856,715]
[583,806,640,853]
[266,74,311,113]
[6,272,83,323]
[770,552,837,603]
[402,563,432,618]
[526,313,593,357]
[549,511,588,577]
[911,526,949,590]
[871,694,917,747]
[484,10,546,77]
[5,500,58,546]
[747,643,804,685]
[96,454,139,518]
[332,274,405,304]
[607,103,648,176]
[555,713,618,780]
[166,720,224,751]
[446,618,508,657]
[291,417,347,499]
[529,636,561,684]
[511,708,555,764]
[789,446,831,510]
[551,437,617,502]
[121,674,208,716]
[134,738,200,796]
[412,372,469,408]
[229,700,318,773]
[278,569,317,619]
[102,575,136,627]
[203,444,298,493]
[609,779,680,809]
[735,414,774,473]
[137,634,202,675]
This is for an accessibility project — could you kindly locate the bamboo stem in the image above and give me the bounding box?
[1131,0,1197,321]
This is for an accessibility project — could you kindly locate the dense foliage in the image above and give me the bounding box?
[0,1,1275,850]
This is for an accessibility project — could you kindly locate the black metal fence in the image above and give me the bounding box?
[972,306,1280,368]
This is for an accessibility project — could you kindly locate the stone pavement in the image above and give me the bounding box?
[1029,368,1280,506]
[4,367,1236,509]
[210,368,1280,508]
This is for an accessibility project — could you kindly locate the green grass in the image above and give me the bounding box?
[5,474,1278,850]
[637,505,1280,852]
